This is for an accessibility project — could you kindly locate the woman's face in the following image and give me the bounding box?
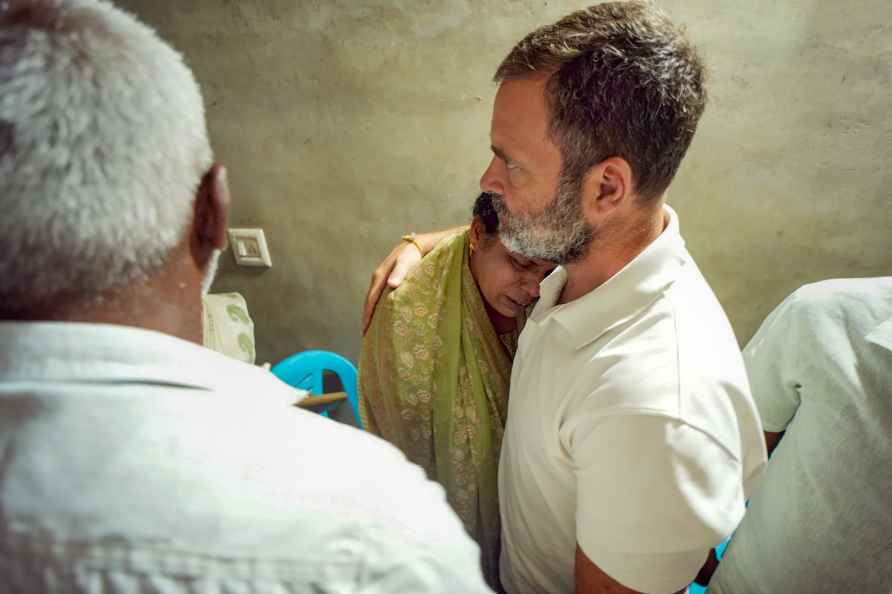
[469,219,556,318]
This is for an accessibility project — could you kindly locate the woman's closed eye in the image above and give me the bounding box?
[509,254,532,271]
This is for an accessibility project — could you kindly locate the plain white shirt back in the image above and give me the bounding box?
[710,277,892,594]
[0,322,492,594]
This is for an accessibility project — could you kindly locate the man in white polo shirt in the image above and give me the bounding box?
[479,4,767,593]
[363,3,766,592]
[494,204,766,593]
[708,278,892,593]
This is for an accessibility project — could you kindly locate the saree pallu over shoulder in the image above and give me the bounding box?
[359,230,515,590]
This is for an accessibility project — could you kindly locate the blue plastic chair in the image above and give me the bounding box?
[271,350,363,429]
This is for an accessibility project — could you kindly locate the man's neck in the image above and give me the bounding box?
[558,207,667,305]
[3,278,204,345]
[70,295,203,344]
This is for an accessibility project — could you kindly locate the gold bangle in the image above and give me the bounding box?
[400,232,424,254]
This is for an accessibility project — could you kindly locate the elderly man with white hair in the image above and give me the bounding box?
[0,1,492,592]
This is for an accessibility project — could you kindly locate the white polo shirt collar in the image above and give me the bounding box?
[529,205,688,350]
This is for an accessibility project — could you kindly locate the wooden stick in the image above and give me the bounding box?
[295,392,348,410]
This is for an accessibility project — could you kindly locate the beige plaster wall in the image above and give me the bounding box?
[117,0,892,367]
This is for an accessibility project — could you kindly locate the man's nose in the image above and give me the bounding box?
[479,157,504,195]
[523,273,541,300]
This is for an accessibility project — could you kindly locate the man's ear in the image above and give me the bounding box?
[581,157,633,219]
[191,164,230,263]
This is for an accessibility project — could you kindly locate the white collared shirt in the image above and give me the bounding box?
[710,278,892,594]
[498,206,766,594]
[0,322,491,594]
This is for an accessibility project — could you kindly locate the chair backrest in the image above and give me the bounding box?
[271,350,363,429]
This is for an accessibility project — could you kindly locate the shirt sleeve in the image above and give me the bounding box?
[572,414,745,594]
[742,291,804,432]
[357,522,494,594]
[282,398,493,594]
[348,430,493,593]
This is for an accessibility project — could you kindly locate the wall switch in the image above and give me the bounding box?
[228,228,272,267]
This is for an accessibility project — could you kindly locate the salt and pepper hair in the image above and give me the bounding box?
[495,1,707,202]
[0,0,212,313]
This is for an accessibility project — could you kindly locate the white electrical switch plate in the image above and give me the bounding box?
[228,228,272,267]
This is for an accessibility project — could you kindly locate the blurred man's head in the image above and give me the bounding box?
[0,0,228,341]
[480,1,706,264]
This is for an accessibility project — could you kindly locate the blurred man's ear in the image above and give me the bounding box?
[191,164,230,266]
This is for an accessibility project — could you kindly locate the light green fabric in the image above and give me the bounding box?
[360,230,517,591]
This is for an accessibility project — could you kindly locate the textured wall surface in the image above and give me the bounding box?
[116,0,892,366]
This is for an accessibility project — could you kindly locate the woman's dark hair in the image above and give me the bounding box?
[473,192,500,235]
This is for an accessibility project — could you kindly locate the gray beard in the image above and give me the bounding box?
[489,177,595,265]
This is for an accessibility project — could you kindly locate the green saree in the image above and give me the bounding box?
[359,230,517,590]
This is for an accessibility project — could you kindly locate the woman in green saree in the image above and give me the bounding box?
[359,193,553,590]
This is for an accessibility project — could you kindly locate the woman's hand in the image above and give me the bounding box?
[362,241,423,334]
[361,227,466,334]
